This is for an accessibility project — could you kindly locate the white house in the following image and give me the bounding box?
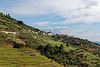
[47,32,53,36]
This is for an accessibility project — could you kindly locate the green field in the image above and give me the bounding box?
[0,48,63,67]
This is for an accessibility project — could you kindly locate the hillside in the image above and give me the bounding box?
[0,48,63,67]
[0,12,100,67]
[0,13,40,32]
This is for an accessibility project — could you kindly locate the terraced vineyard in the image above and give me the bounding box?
[0,48,63,67]
[0,32,63,66]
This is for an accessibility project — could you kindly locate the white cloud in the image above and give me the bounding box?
[33,21,50,26]
[1,0,100,24]
[42,26,71,34]
[42,26,100,41]
[76,32,100,42]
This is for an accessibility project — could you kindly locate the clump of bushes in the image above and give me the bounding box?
[13,41,25,48]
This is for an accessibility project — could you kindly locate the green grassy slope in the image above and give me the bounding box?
[0,13,64,67]
[0,13,40,32]
[0,32,63,67]
[0,48,63,67]
[0,12,100,67]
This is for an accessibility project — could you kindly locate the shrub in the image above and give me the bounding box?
[18,21,23,25]
[13,42,24,48]
[30,54,36,56]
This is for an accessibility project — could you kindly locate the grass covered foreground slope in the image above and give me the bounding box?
[0,32,63,67]
[0,12,100,67]
[0,13,40,32]
[0,13,63,67]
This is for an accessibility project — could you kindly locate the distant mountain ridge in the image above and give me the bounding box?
[93,41,100,44]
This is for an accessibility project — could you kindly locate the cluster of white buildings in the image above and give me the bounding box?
[1,30,71,38]
[42,31,53,36]
[29,30,53,36]
[28,30,71,38]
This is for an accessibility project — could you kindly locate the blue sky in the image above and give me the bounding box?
[0,0,100,41]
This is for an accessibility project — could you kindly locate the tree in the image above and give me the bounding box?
[0,27,2,29]
[66,43,70,47]
[59,44,64,53]
[5,14,11,18]
[13,41,24,48]
[18,21,23,25]
[5,28,9,30]
[44,43,52,51]
[38,45,44,52]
